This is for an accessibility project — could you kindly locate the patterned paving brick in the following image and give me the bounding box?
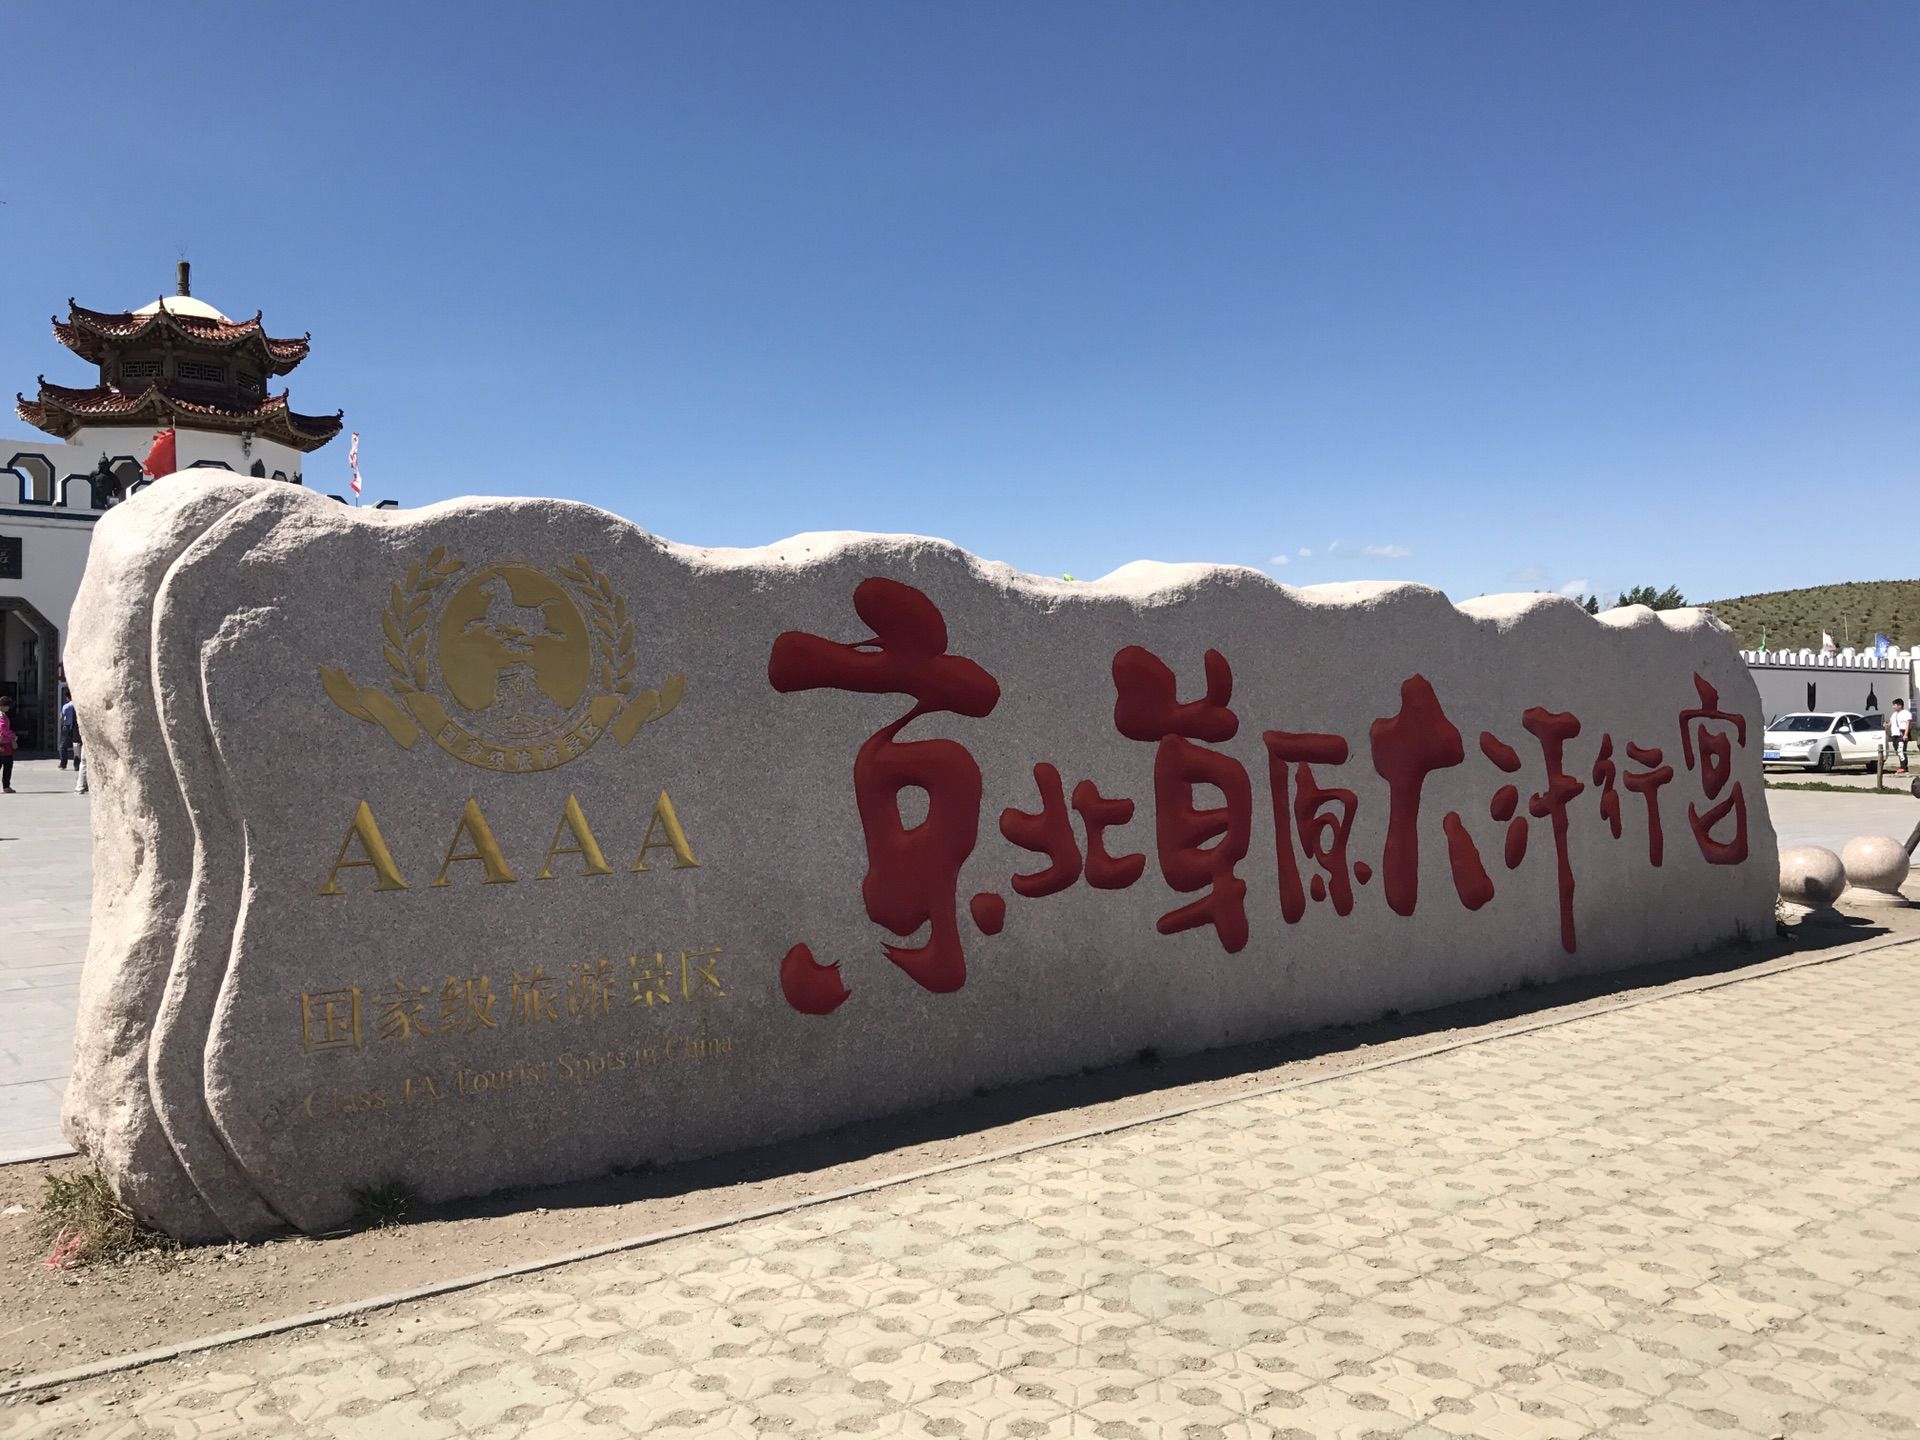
[8,944,1920,1437]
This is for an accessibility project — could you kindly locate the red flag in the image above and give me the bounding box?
[141,428,178,479]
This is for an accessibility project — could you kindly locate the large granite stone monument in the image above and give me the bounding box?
[64,479,1776,1240]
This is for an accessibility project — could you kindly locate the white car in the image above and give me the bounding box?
[1762,712,1886,772]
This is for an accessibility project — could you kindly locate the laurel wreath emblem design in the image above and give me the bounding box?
[321,546,683,771]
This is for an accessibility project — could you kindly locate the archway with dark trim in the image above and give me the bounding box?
[0,595,60,752]
[5,453,55,503]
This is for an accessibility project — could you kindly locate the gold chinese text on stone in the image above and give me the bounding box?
[320,548,683,771]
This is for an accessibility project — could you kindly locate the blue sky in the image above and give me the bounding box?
[3,3,1913,604]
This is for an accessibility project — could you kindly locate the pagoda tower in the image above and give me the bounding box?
[15,261,342,492]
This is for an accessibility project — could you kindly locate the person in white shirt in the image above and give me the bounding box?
[1891,698,1912,775]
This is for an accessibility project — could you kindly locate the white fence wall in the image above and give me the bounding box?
[1739,650,1917,722]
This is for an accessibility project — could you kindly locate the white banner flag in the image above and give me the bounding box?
[348,432,362,498]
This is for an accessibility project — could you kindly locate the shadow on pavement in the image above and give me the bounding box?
[437,916,1890,1223]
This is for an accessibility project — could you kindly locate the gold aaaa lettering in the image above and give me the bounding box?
[318,791,698,895]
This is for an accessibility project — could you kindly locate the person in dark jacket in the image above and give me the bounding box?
[58,689,78,770]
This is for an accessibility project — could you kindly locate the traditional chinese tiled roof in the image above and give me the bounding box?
[52,301,311,374]
[17,380,343,452]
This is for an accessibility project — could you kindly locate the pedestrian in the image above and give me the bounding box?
[1892,698,1912,775]
[58,688,78,770]
[72,705,88,795]
[0,696,16,794]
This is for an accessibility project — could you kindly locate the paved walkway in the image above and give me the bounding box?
[8,941,1918,1438]
[1765,786,1920,857]
[0,758,90,1161]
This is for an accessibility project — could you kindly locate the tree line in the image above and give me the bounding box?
[1574,585,1686,615]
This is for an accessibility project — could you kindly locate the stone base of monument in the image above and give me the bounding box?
[1840,835,1913,909]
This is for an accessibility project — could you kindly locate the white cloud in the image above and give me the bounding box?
[1509,565,1548,587]
[1327,539,1343,553]
[1297,546,1313,558]
[1268,553,1290,566]
[1362,544,1412,560]
[1558,579,1590,597]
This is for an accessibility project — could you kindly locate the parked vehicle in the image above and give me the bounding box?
[1762,712,1886,772]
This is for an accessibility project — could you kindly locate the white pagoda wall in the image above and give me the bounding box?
[59,425,311,484]
[2,435,105,647]
[3,422,329,694]
[0,493,96,632]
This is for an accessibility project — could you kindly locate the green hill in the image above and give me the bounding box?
[1706,580,1920,652]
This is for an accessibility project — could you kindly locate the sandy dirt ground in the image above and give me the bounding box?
[1,907,1899,1384]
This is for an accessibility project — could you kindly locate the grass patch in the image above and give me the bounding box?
[350,1178,419,1229]
[38,1168,170,1268]
[1766,779,1897,794]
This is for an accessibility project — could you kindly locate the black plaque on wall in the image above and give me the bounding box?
[0,534,20,581]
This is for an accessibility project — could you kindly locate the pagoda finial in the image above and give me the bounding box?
[177,260,192,297]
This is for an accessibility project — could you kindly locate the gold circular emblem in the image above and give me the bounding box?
[319,547,685,771]
[437,564,592,736]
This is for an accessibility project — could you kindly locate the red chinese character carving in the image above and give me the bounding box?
[1369,676,1468,916]
[1001,763,1083,898]
[1622,742,1673,867]
[1071,780,1146,890]
[999,766,1145,902]
[770,577,1002,1011]
[1114,646,1237,744]
[1480,731,1528,869]
[780,943,852,1016]
[1678,673,1749,865]
[969,892,1008,934]
[1113,646,1251,952]
[1593,735,1622,840]
[1522,708,1585,954]
[1444,812,1496,910]
[1263,731,1368,921]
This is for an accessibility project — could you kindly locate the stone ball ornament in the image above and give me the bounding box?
[1840,834,1911,906]
[58,478,1778,1240]
[1778,845,1847,908]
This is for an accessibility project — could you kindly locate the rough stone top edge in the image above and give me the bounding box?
[109,476,1724,640]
